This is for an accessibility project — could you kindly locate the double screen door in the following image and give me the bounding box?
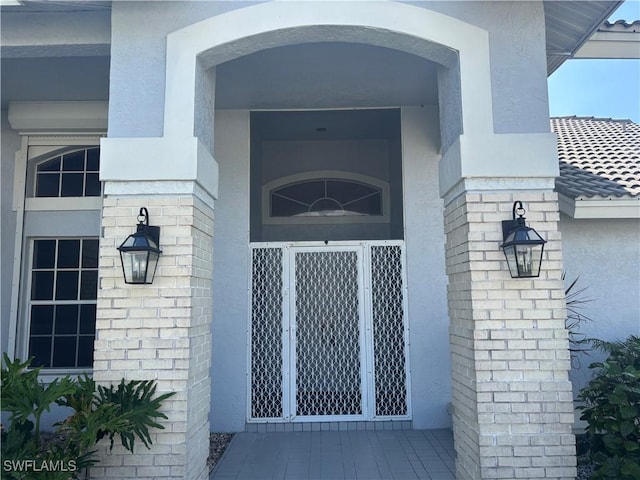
[249,241,410,422]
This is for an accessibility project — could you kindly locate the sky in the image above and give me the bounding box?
[548,0,640,123]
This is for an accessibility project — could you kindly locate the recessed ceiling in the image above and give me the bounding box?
[216,42,438,110]
[252,109,401,141]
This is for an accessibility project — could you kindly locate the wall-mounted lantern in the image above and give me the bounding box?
[118,207,162,284]
[501,201,546,278]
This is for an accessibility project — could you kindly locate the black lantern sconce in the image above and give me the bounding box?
[501,201,546,278]
[117,207,162,284]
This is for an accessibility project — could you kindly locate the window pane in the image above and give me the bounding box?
[55,304,79,334]
[29,337,52,367]
[62,151,85,171]
[82,239,99,268]
[61,173,84,197]
[80,271,98,300]
[84,173,101,197]
[52,337,77,368]
[308,198,342,213]
[58,240,80,268]
[33,240,56,269]
[55,271,79,300]
[38,157,61,172]
[327,180,376,204]
[276,180,325,205]
[345,194,382,215]
[36,173,60,197]
[32,271,54,300]
[79,304,96,334]
[27,236,99,370]
[86,148,100,171]
[31,305,54,335]
[77,336,95,367]
[271,195,308,217]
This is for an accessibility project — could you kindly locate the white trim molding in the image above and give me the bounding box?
[99,136,219,200]
[439,132,559,198]
[559,193,640,219]
[8,101,108,134]
[575,28,640,60]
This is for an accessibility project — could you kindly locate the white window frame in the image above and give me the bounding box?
[8,135,104,380]
[262,170,391,225]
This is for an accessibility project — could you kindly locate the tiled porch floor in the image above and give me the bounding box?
[211,429,455,480]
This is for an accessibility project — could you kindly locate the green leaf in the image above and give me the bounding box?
[620,421,635,437]
[620,459,640,478]
[608,389,628,406]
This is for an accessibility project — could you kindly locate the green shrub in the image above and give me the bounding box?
[563,274,593,366]
[1,354,175,479]
[577,335,640,480]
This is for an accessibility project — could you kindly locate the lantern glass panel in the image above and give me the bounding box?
[504,244,544,278]
[144,251,160,284]
[120,250,150,284]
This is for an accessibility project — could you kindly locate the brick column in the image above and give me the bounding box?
[445,189,576,480]
[92,189,213,480]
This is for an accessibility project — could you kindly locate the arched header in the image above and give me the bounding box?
[163,1,494,140]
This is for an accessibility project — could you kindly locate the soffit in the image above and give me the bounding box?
[544,0,624,74]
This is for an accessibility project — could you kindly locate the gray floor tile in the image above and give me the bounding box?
[211,429,455,480]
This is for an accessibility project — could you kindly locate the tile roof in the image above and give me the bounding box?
[551,116,640,200]
[599,20,640,32]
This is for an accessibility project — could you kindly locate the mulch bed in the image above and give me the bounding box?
[208,432,234,473]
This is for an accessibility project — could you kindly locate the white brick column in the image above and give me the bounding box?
[92,186,214,480]
[444,188,576,480]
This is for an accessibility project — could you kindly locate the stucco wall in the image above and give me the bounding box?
[401,106,450,428]
[107,1,549,138]
[211,110,251,431]
[417,0,549,134]
[1,111,19,358]
[559,215,640,395]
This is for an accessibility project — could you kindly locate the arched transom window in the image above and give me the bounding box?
[35,147,100,197]
[263,171,389,224]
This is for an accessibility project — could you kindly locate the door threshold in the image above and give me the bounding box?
[245,420,413,433]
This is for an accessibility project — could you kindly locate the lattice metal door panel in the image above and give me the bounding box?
[250,247,284,419]
[370,245,408,417]
[292,249,363,418]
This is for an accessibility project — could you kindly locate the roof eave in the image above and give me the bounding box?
[545,0,625,75]
[559,193,640,219]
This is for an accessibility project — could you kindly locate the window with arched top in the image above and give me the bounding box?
[16,140,103,372]
[34,147,101,197]
[263,171,390,224]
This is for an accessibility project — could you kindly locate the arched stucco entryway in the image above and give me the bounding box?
[96,2,575,479]
[162,1,494,147]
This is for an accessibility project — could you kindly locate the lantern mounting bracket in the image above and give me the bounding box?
[501,200,526,242]
[136,207,160,246]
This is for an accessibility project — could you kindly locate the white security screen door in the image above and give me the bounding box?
[249,241,410,423]
[292,247,365,419]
